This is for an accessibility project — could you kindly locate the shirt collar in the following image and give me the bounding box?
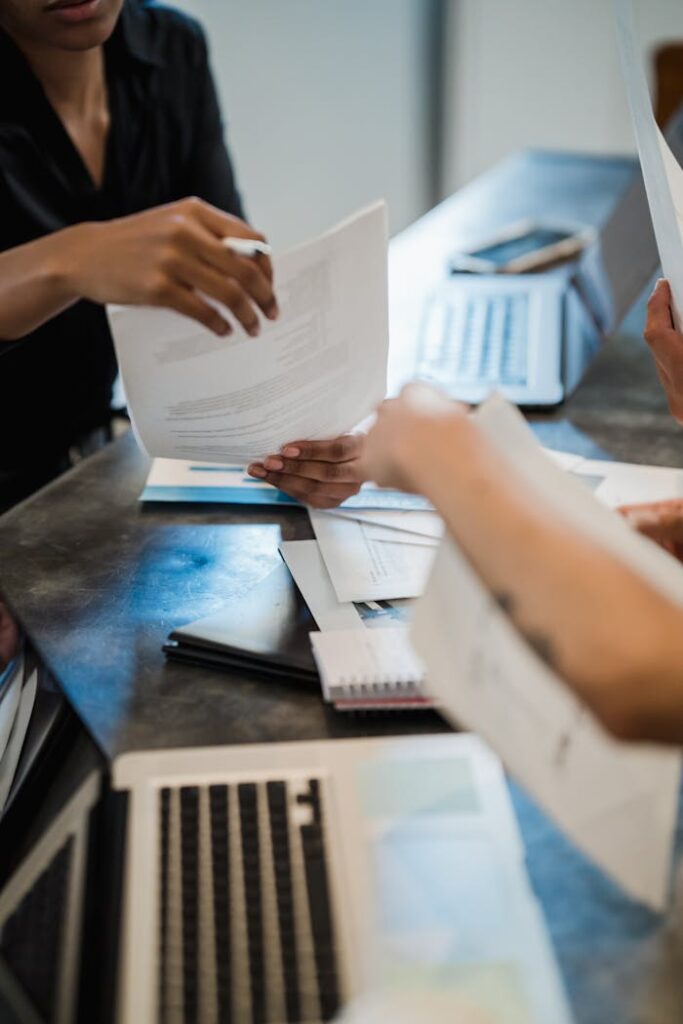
[109,0,166,69]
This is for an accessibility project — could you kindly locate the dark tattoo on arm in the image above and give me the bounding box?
[494,591,515,615]
[523,630,559,670]
[493,591,559,671]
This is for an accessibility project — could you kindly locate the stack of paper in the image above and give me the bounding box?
[0,653,37,814]
[307,510,438,603]
[278,537,433,711]
[278,440,683,713]
[275,483,443,711]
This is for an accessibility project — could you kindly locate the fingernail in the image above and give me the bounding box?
[266,303,280,320]
[248,464,266,478]
[281,446,300,458]
[248,324,260,338]
[216,321,231,336]
[264,457,283,471]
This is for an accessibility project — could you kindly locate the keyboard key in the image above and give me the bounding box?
[180,787,200,1024]
[418,291,529,388]
[209,785,231,1024]
[267,781,301,1023]
[300,812,340,1021]
[238,783,264,1024]
[0,838,74,1022]
[157,776,341,1024]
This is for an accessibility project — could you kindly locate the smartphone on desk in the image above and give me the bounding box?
[449,219,595,274]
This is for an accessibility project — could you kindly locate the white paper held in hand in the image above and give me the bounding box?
[413,394,682,911]
[613,0,683,329]
[107,202,389,464]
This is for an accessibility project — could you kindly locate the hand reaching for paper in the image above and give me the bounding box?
[247,435,365,508]
[358,383,469,493]
[644,279,683,423]
[620,498,683,562]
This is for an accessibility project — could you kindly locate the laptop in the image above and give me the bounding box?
[415,107,683,408]
[110,734,573,1024]
[0,667,573,1024]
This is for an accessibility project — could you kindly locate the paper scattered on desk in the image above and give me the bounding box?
[327,508,443,538]
[309,510,435,603]
[141,458,301,505]
[140,457,434,510]
[280,539,423,710]
[280,539,415,632]
[581,458,683,509]
[413,394,682,910]
[109,202,388,464]
[141,451,683,512]
[614,0,683,328]
[280,540,364,631]
[361,522,439,547]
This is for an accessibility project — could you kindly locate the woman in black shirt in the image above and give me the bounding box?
[0,0,365,511]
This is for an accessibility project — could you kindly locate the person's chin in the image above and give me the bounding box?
[42,0,122,50]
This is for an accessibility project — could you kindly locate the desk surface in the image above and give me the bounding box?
[1,150,683,1023]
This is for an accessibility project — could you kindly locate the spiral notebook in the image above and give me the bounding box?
[310,627,434,711]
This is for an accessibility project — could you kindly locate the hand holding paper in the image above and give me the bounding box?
[109,203,389,467]
[248,433,365,509]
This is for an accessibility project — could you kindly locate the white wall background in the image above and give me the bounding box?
[178,0,438,249]
[442,0,683,196]
[177,1,683,241]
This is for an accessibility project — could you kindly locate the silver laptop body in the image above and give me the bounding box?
[113,733,573,1024]
[414,115,683,408]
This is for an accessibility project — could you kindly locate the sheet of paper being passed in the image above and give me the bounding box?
[413,395,682,911]
[108,203,388,464]
[614,0,683,328]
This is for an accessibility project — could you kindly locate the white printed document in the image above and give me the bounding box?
[280,539,415,633]
[109,203,389,464]
[614,0,683,328]
[413,395,682,910]
[309,511,435,603]
[280,540,363,631]
[580,458,683,509]
[328,508,443,539]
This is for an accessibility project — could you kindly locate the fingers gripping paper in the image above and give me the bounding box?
[614,0,683,329]
[108,203,388,464]
[412,395,682,911]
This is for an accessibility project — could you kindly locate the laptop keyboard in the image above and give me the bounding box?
[158,776,340,1024]
[418,291,530,387]
[0,836,74,1022]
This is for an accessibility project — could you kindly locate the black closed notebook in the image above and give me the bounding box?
[163,561,319,684]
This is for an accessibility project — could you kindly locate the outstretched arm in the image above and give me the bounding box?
[0,198,277,342]
[359,385,683,745]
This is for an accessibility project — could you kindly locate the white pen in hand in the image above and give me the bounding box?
[222,237,273,258]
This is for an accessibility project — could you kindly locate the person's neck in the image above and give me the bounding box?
[15,40,106,115]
